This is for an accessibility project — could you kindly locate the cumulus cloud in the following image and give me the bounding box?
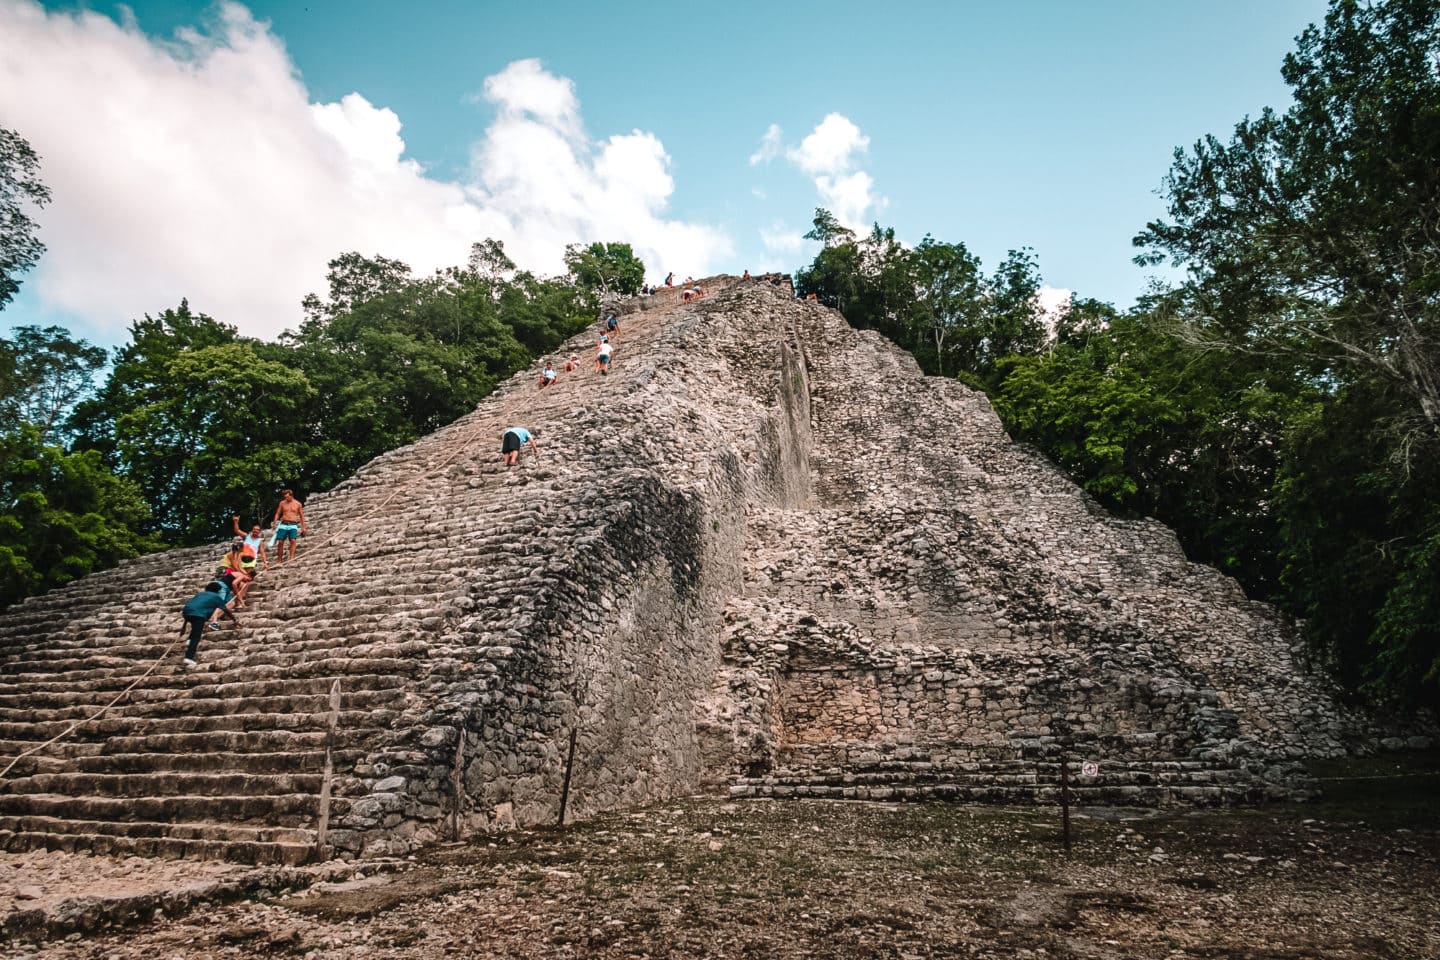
[752,113,881,231]
[786,113,869,176]
[0,2,728,339]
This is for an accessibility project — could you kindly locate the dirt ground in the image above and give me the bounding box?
[8,755,1439,960]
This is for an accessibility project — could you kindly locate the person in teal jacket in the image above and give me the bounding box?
[179,583,238,666]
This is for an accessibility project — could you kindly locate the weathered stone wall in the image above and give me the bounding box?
[0,276,1430,865]
[703,291,1431,806]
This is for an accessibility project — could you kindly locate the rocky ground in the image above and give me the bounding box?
[5,753,1437,960]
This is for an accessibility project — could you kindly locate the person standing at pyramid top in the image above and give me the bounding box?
[502,426,540,467]
[270,489,307,563]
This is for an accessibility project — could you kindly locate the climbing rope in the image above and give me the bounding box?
[0,633,184,779]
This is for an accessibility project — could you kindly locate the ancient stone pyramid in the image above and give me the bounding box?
[0,278,1382,863]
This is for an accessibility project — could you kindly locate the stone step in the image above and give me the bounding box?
[0,688,406,723]
[753,764,1254,786]
[730,780,1263,805]
[10,748,363,776]
[0,814,315,845]
[0,771,327,798]
[0,710,386,745]
[0,791,326,823]
[0,828,315,865]
[0,673,408,711]
[0,647,429,677]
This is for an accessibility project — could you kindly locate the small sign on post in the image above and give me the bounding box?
[1081,761,1099,778]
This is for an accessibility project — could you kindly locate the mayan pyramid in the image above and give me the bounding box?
[0,277,1387,863]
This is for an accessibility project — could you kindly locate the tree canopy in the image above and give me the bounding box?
[0,127,51,311]
[796,209,1045,384]
[563,242,645,297]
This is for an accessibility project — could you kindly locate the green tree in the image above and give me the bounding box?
[1132,0,1440,707]
[995,307,1308,597]
[1276,381,1440,706]
[0,425,159,610]
[0,127,51,311]
[74,302,315,541]
[906,237,984,376]
[301,252,414,326]
[468,238,516,281]
[1134,0,1440,435]
[563,242,645,297]
[796,211,912,343]
[984,248,1045,368]
[0,325,107,440]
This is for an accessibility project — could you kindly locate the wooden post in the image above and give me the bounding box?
[1047,582,1073,855]
[450,726,466,840]
[315,678,341,860]
[557,726,579,827]
[1060,747,1072,855]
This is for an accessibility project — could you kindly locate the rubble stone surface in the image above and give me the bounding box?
[0,278,1427,864]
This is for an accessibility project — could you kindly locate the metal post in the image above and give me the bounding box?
[315,678,341,860]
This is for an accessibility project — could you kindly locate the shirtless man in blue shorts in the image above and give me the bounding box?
[271,489,307,563]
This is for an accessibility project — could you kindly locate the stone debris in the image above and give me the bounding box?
[0,277,1430,869]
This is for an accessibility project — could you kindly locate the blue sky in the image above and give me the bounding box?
[2,0,1328,344]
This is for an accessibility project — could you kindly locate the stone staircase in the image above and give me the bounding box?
[0,540,422,862]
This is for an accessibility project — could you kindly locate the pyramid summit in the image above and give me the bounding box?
[0,277,1416,863]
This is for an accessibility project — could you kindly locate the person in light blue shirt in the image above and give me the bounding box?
[501,427,540,467]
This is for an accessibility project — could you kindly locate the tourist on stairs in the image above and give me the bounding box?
[270,488,307,563]
[232,515,268,570]
[219,541,253,607]
[595,336,613,375]
[179,582,238,666]
[501,426,540,467]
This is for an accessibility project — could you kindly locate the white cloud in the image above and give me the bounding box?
[786,113,869,176]
[0,3,728,340]
[757,113,882,231]
[814,171,878,232]
[748,123,782,166]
